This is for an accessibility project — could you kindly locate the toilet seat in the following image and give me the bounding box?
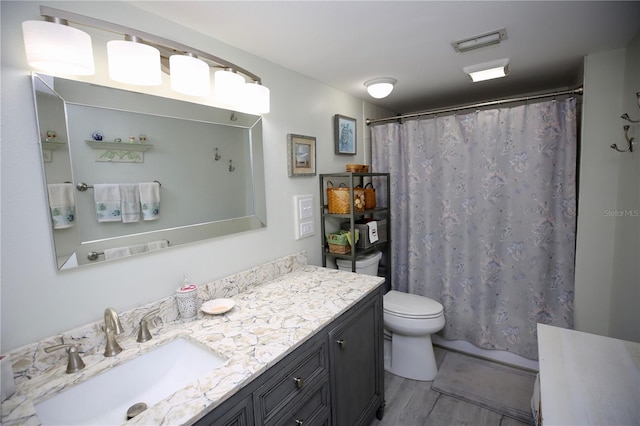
[384,290,444,319]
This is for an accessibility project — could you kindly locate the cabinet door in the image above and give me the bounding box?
[194,393,253,426]
[329,291,384,426]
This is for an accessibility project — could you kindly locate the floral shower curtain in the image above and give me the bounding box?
[371,98,577,360]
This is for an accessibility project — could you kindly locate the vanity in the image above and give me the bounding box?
[1,253,385,425]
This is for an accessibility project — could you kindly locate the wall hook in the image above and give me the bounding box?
[228,159,236,172]
[621,113,640,123]
[610,125,634,153]
[214,147,221,161]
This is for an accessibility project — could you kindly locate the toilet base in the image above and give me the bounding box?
[388,332,438,381]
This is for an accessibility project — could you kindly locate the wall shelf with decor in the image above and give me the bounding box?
[319,172,391,289]
[85,140,153,163]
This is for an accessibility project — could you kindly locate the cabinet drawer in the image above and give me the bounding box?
[256,340,328,423]
[276,380,330,426]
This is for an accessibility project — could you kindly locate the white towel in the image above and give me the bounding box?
[94,184,121,222]
[103,246,132,260]
[47,183,76,229]
[368,221,379,243]
[138,182,160,221]
[146,240,169,251]
[119,184,141,223]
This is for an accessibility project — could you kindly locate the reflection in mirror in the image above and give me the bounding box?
[32,73,266,270]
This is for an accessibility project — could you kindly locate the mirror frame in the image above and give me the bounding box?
[32,73,267,270]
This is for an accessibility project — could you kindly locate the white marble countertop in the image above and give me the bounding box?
[2,266,384,425]
[537,323,640,426]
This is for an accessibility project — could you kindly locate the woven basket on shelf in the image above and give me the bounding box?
[363,182,376,210]
[346,164,369,172]
[327,181,351,214]
[326,230,359,254]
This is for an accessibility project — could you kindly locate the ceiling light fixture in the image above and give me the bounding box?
[22,18,95,75]
[452,28,507,53]
[463,58,510,82]
[170,53,211,96]
[107,35,161,86]
[364,77,397,99]
[22,6,270,114]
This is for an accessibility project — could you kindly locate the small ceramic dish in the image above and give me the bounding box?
[201,298,235,315]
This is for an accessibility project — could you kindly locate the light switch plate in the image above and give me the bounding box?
[294,195,315,240]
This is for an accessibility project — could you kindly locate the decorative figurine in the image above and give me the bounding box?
[91,131,103,141]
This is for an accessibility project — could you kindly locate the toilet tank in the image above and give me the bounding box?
[336,251,382,276]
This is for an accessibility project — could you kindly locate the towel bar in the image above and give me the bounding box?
[77,181,161,191]
[87,239,170,261]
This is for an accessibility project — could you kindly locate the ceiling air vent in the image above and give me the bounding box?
[452,28,507,53]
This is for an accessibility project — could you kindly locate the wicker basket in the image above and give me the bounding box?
[327,181,351,214]
[326,230,359,254]
[346,164,369,172]
[363,183,376,209]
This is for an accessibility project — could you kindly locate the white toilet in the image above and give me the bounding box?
[383,290,445,381]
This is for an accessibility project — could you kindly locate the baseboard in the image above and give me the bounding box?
[432,335,539,372]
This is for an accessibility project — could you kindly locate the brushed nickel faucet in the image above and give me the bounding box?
[137,309,160,343]
[103,307,124,357]
[44,343,85,373]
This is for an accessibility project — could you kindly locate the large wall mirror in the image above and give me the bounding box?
[32,73,266,270]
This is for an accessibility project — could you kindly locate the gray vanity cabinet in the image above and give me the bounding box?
[194,286,383,426]
[329,288,384,426]
[198,392,254,426]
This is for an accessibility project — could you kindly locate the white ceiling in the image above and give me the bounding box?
[129,1,640,114]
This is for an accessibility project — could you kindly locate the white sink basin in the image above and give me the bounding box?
[35,338,227,425]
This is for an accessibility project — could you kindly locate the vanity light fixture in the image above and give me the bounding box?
[22,6,271,114]
[452,28,507,53]
[22,18,95,75]
[463,58,510,82]
[214,68,245,106]
[170,53,211,96]
[107,35,161,86]
[364,77,397,99]
[243,81,271,114]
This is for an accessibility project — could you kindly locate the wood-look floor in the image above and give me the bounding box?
[369,348,531,426]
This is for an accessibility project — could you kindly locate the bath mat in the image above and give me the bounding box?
[432,351,536,423]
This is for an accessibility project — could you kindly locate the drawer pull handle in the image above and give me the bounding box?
[336,339,345,348]
[293,377,304,388]
[295,420,304,426]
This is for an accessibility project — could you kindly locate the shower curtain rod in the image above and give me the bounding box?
[365,86,583,125]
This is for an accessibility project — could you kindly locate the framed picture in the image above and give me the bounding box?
[287,134,316,177]
[334,114,357,155]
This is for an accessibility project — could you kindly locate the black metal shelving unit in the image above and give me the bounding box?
[319,172,391,288]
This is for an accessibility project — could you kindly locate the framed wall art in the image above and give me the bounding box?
[334,114,356,155]
[287,134,316,177]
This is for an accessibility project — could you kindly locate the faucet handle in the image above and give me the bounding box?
[44,344,85,374]
[137,309,160,343]
[104,326,123,357]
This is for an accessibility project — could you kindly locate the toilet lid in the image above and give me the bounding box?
[383,290,444,319]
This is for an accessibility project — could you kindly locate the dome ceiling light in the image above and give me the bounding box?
[364,77,397,99]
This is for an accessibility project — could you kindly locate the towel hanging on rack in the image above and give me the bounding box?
[47,183,76,229]
[120,184,141,223]
[138,182,161,221]
[94,184,121,222]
